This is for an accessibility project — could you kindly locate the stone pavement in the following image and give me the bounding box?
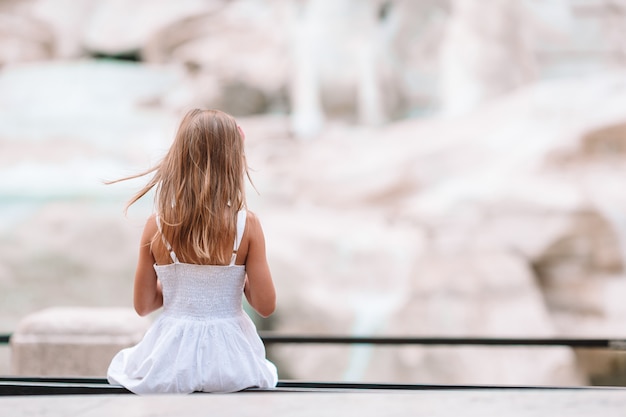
[2,388,626,417]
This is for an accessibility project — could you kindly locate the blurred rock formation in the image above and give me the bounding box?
[439,0,537,115]
[1,0,626,385]
[0,0,55,65]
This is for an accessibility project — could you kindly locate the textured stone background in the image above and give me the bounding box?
[2,0,626,385]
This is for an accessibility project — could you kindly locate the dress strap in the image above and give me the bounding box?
[230,209,247,265]
[155,214,179,264]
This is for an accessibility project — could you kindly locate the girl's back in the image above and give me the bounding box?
[155,209,248,321]
[157,263,246,319]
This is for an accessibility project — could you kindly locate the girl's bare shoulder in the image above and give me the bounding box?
[245,210,264,234]
[245,209,259,224]
[140,213,158,237]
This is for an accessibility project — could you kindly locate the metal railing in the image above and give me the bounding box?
[2,332,626,395]
[2,332,626,350]
[257,334,626,350]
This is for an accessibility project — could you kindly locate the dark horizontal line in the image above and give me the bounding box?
[258,334,626,349]
[1,377,624,396]
[2,333,626,349]
[273,380,626,392]
[0,380,130,396]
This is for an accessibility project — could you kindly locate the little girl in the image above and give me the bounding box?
[107,109,278,394]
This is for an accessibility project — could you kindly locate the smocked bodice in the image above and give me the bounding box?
[154,263,246,319]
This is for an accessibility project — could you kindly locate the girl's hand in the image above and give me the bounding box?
[243,276,250,297]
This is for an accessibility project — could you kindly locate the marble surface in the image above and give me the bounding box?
[1,388,626,417]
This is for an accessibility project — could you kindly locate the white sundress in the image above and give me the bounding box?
[107,209,278,394]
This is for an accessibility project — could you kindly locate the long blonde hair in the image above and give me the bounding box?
[113,109,250,265]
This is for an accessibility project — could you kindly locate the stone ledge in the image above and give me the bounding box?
[10,307,150,377]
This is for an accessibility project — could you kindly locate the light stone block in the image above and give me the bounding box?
[10,307,150,377]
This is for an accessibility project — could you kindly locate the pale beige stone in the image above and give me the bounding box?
[0,12,55,65]
[10,307,149,377]
[83,0,217,55]
[365,252,585,386]
[3,390,626,417]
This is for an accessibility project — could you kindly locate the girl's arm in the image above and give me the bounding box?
[133,215,163,316]
[244,212,276,318]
